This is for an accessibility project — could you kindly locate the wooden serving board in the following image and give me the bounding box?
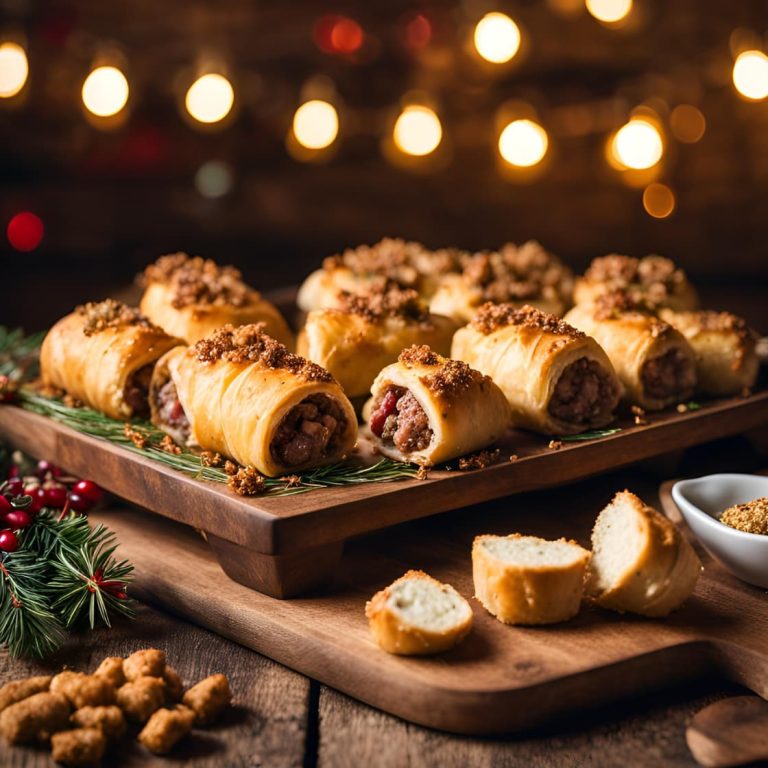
[90,473,768,736]
[1,391,767,597]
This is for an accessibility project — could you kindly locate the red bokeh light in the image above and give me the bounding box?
[403,13,432,50]
[7,212,44,252]
[314,14,364,55]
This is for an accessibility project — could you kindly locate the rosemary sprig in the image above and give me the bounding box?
[559,427,622,442]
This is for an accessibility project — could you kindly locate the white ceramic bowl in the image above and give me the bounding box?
[672,473,768,589]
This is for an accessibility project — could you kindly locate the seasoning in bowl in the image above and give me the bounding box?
[720,497,768,535]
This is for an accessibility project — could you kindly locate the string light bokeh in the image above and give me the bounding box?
[393,105,443,157]
[185,73,234,124]
[0,42,28,98]
[473,12,521,64]
[81,66,129,118]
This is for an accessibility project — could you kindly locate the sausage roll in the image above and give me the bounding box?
[574,254,699,311]
[365,345,511,465]
[296,238,464,311]
[40,299,181,420]
[429,241,574,323]
[297,287,459,399]
[451,304,621,435]
[564,293,697,410]
[659,309,759,396]
[140,253,294,347]
[150,324,357,476]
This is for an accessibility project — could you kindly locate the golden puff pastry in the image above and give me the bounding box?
[564,292,697,411]
[574,254,699,311]
[365,345,511,465]
[297,287,459,399]
[429,241,574,324]
[659,309,759,396]
[296,238,464,312]
[150,324,357,477]
[452,304,621,435]
[40,299,181,420]
[140,253,294,348]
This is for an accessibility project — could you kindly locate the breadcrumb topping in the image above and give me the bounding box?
[593,290,657,321]
[194,324,332,382]
[720,497,768,535]
[458,449,501,470]
[585,254,688,306]
[143,253,253,309]
[459,241,572,304]
[398,345,488,399]
[335,285,430,323]
[78,300,158,336]
[228,466,266,496]
[471,302,585,338]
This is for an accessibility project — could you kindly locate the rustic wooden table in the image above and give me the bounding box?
[0,434,764,768]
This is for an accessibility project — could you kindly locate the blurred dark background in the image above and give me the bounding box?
[1,0,767,331]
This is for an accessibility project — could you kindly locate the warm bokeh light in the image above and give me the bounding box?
[195,161,234,199]
[643,183,676,218]
[611,119,664,170]
[7,212,44,252]
[293,100,339,150]
[0,42,28,98]
[473,12,521,64]
[670,105,706,143]
[393,105,442,156]
[81,66,129,117]
[732,50,768,101]
[185,74,234,124]
[585,0,633,23]
[314,15,364,55]
[498,119,549,167]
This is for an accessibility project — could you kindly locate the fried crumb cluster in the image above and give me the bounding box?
[335,285,430,323]
[159,435,182,455]
[0,649,231,765]
[720,497,768,536]
[459,241,572,305]
[398,345,489,400]
[585,254,688,302]
[77,299,158,337]
[201,451,224,467]
[593,289,657,320]
[228,465,266,496]
[143,252,252,309]
[123,423,147,449]
[470,302,585,338]
[194,324,332,382]
[323,238,431,287]
[458,449,501,471]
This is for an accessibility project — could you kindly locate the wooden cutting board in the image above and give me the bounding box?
[3,386,767,598]
[92,472,768,736]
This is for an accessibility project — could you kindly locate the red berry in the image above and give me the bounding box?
[44,485,68,508]
[8,466,19,479]
[0,530,18,552]
[5,510,31,529]
[5,477,24,496]
[0,496,10,516]
[72,480,102,505]
[27,487,47,513]
[36,460,61,480]
[68,492,93,513]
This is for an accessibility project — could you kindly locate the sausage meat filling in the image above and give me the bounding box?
[271,394,347,467]
[548,357,619,425]
[369,386,433,453]
[641,348,696,401]
[123,364,154,418]
[154,378,191,443]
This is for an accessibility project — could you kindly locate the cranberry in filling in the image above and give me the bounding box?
[548,357,619,425]
[271,394,347,467]
[641,349,696,401]
[154,378,191,442]
[123,364,154,418]
[369,386,433,453]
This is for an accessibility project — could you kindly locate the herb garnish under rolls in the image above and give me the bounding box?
[140,253,294,347]
[150,324,357,477]
[452,304,621,435]
[366,345,510,465]
[40,300,182,420]
[297,286,459,399]
[565,291,697,410]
